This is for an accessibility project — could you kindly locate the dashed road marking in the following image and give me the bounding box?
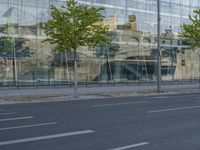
[109,142,149,150]
[0,122,58,131]
[93,101,149,107]
[0,130,95,146]
[148,105,200,113]
[0,116,33,122]
[0,112,16,116]
[148,96,168,99]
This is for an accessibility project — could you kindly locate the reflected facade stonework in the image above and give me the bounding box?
[0,0,199,87]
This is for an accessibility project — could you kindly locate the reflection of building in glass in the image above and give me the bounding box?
[128,15,137,31]
[0,0,200,86]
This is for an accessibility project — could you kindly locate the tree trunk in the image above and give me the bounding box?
[73,48,78,98]
[64,50,69,82]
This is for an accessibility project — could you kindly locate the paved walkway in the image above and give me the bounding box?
[0,83,199,99]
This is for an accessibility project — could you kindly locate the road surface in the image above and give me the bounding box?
[0,93,200,150]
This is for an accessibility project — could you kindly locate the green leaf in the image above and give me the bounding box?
[179,9,200,50]
[43,0,110,52]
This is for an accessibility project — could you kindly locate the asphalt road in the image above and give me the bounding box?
[0,93,200,150]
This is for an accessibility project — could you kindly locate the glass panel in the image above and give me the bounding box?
[0,0,199,87]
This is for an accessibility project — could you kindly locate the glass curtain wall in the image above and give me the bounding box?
[0,0,199,87]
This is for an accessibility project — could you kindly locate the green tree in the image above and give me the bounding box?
[0,37,32,58]
[43,0,109,97]
[0,24,33,85]
[180,9,200,49]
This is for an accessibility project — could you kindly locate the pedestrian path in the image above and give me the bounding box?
[0,83,199,105]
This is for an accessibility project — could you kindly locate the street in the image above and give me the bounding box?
[0,93,200,150]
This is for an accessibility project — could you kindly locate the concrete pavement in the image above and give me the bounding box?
[0,83,200,104]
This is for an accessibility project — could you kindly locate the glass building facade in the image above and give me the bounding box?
[0,0,200,87]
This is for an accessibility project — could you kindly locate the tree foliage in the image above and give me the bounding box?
[180,9,200,49]
[43,0,110,52]
[0,24,33,59]
[0,38,33,58]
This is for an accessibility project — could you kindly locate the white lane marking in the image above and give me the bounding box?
[148,105,200,113]
[0,93,33,96]
[0,112,16,116]
[0,130,95,146]
[0,122,58,131]
[93,101,149,107]
[0,116,33,122]
[110,142,149,150]
[149,96,168,99]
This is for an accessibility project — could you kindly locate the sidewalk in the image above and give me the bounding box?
[0,83,199,104]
